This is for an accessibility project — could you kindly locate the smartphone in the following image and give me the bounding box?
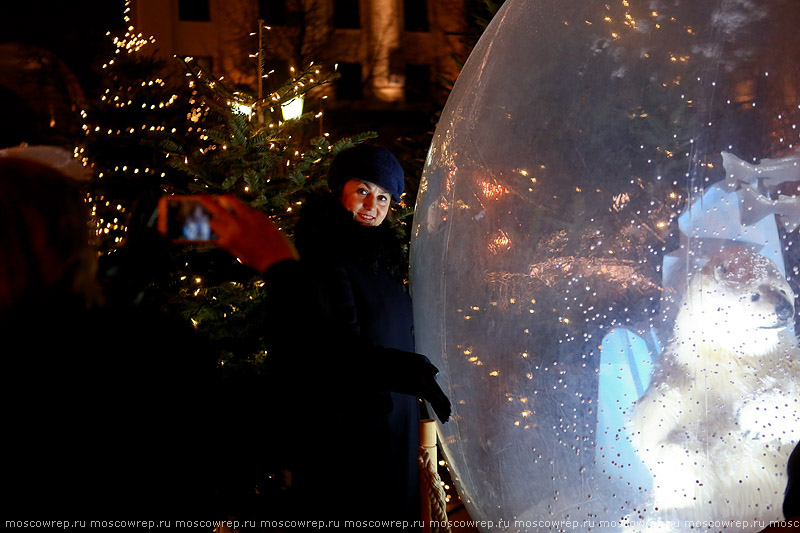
[157,195,217,242]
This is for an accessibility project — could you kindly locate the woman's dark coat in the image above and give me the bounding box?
[264,193,421,523]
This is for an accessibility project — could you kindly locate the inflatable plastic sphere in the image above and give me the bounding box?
[409,1,800,531]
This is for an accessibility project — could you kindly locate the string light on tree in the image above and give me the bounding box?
[77,0,194,251]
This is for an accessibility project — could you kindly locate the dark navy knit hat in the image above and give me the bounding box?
[327,144,405,202]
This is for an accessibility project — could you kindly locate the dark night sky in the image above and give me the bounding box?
[0,0,127,91]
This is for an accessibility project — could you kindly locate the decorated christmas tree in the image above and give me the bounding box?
[78,3,377,371]
[76,11,191,252]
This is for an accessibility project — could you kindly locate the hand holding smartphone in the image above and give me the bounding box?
[158,194,298,271]
[157,195,217,242]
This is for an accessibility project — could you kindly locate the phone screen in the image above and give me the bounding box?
[158,196,217,242]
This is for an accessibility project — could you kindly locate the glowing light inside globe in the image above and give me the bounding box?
[410,0,800,531]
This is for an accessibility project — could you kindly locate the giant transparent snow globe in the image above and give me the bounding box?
[410,0,800,531]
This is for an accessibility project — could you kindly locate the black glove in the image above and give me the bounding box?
[379,349,452,423]
[420,374,452,424]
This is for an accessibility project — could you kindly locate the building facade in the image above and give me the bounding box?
[131,0,469,139]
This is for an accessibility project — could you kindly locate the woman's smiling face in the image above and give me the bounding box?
[340,179,391,226]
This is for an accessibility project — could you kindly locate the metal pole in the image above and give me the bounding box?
[257,19,264,123]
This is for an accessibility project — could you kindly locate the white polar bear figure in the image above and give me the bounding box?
[631,246,800,529]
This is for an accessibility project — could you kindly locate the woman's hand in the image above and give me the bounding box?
[200,195,299,272]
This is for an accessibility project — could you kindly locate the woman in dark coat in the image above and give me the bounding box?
[291,146,421,523]
[289,145,446,524]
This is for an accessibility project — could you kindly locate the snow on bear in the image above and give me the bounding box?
[631,246,800,527]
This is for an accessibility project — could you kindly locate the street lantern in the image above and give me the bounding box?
[280,96,304,121]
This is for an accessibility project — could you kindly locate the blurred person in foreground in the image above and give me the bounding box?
[0,155,223,519]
